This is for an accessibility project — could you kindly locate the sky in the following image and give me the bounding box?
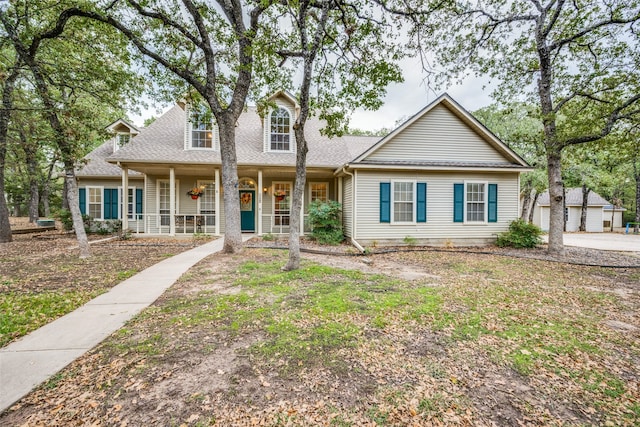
[130,55,496,132]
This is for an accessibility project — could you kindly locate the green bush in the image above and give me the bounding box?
[55,209,91,232]
[496,219,543,249]
[309,200,344,245]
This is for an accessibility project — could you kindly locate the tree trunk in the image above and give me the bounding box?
[546,148,565,254]
[0,65,19,243]
[284,124,308,271]
[42,159,56,217]
[520,187,532,221]
[64,165,90,258]
[634,163,640,233]
[22,132,40,223]
[217,114,242,254]
[529,191,539,224]
[579,185,589,232]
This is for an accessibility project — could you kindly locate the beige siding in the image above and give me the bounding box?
[343,175,353,238]
[365,104,509,164]
[353,171,519,244]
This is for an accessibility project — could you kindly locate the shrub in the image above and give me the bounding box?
[55,209,91,232]
[496,219,543,248]
[309,200,344,245]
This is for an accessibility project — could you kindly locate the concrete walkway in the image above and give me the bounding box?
[0,236,245,413]
[542,232,640,252]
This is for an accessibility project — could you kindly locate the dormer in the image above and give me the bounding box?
[106,119,139,152]
[263,90,300,153]
[185,103,219,151]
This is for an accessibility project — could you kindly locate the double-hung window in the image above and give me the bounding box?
[88,187,103,220]
[309,182,328,203]
[380,181,427,224]
[189,104,216,149]
[454,182,498,223]
[273,182,291,226]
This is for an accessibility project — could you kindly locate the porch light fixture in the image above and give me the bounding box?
[263,187,268,193]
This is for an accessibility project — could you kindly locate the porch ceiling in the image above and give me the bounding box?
[118,162,336,179]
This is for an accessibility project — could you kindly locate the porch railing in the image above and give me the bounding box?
[126,213,216,235]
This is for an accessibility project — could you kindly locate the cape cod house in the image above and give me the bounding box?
[75,91,531,246]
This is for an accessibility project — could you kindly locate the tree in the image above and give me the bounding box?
[412,0,640,254]
[1,1,141,254]
[272,1,403,270]
[71,0,289,254]
[473,102,547,222]
[0,52,20,242]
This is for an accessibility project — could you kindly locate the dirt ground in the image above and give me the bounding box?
[1,223,639,426]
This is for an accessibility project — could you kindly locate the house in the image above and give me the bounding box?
[75,92,532,246]
[532,188,624,232]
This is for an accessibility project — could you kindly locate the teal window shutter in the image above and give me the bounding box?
[380,182,390,223]
[416,182,427,222]
[488,184,498,223]
[136,189,143,217]
[104,189,118,219]
[453,183,464,223]
[79,188,86,215]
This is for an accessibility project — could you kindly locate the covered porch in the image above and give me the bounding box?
[118,162,342,236]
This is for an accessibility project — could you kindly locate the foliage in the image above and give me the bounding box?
[403,235,417,246]
[410,0,640,253]
[55,209,75,231]
[308,200,343,245]
[496,219,543,249]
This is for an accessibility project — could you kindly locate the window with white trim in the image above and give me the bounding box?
[393,181,415,223]
[157,180,179,226]
[270,107,291,151]
[198,180,216,226]
[88,187,102,220]
[273,182,291,226]
[119,187,135,220]
[189,104,217,149]
[309,182,328,203]
[465,182,486,222]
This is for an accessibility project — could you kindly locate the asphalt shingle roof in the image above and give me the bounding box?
[537,187,611,206]
[76,139,143,177]
[104,104,379,169]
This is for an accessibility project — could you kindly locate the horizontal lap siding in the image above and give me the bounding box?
[343,176,353,238]
[366,105,509,164]
[355,171,519,241]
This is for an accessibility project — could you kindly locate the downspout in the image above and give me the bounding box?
[341,166,365,253]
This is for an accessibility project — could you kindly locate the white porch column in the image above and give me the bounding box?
[144,174,148,234]
[170,167,176,236]
[338,176,343,204]
[257,170,263,235]
[121,166,129,231]
[215,168,220,236]
[300,189,304,236]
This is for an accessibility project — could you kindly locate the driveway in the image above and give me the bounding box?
[542,232,640,252]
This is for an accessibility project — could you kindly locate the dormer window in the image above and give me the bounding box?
[117,133,130,147]
[270,107,291,151]
[188,104,218,150]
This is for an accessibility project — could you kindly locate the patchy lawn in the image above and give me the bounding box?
[0,230,212,347]
[1,247,638,426]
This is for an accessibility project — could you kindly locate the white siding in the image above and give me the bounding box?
[343,175,353,238]
[537,206,604,232]
[353,171,519,244]
[365,104,509,164]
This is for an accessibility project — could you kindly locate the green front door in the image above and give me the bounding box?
[240,190,255,232]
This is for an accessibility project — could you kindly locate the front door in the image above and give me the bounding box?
[240,190,255,232]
